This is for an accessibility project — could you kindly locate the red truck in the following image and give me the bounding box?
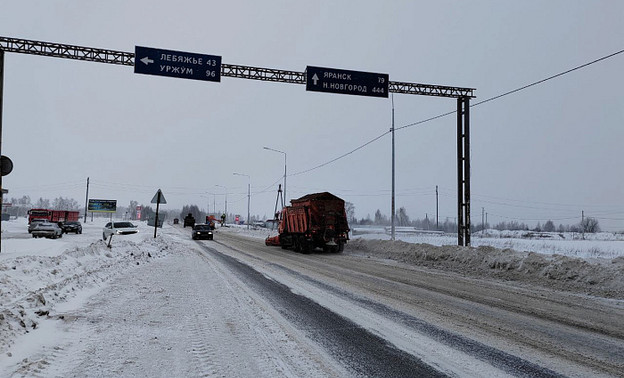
[28,208,80,224]
[265,192,350,253]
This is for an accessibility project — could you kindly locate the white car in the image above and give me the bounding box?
[32,222,63,239]
[102,221,139,240]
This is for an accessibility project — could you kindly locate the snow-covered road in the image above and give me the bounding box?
[1,219,623,377]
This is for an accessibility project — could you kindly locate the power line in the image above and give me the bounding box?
[294,48,624,174]
[290,131,390,176]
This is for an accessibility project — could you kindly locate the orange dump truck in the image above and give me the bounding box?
[265,192,350,253]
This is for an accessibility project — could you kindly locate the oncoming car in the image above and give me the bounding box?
[192,224,213,240]
[103,221,139,240]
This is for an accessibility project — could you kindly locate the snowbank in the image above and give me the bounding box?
[0,218,177,357]
[353,229,624,259]
[220,224,624,298]
[347,238,624,299]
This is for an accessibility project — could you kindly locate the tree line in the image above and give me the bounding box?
[3,196,601,233]
[345,202,601,233]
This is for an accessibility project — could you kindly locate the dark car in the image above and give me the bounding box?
[192,224,213,240]
[184,213,195,228]
[61,221,82,234]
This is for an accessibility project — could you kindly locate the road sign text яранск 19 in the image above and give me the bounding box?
[306,66,388,98]
[134,46,221,82]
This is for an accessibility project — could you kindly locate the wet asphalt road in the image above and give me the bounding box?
[200,243,445,377]
[198,242,571,377]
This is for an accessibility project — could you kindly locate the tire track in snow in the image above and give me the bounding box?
[197,242,447,377]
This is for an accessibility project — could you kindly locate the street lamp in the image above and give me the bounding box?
[233,172,251,230]
[263,146,286,207]
[215,184,227,224]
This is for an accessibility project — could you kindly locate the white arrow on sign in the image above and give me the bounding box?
[140,56,154,65]
[312,73,319,85]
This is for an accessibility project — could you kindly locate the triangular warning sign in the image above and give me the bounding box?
[151,189,167,204]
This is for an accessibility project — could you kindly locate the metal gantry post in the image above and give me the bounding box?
[0,50,3,253]
[457,97,471,246]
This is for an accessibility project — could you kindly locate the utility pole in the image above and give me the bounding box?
[436,185,439,230]
[391,94,396,241]
[582,210,585,240]
[263,147,286,207]
[84,177,89,223]
[482,207,485,232]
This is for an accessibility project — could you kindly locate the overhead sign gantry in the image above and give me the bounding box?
[0,36,475,246]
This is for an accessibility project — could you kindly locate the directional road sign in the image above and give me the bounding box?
[134,46,221,82]
[306,66,389,98]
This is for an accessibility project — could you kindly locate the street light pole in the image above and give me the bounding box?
[263,146,286,207]
[233,172,251,230]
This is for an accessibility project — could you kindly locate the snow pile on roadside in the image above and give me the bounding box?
[354,231,624,259]
[0,236,175,356]
[347,239,624,299]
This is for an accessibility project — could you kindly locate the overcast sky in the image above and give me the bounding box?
[1,1,623,230]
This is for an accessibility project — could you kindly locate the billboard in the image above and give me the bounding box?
[88,199,117,213]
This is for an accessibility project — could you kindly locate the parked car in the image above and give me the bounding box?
[28,218,48,233]
[192,224,213,240]
[102,221,139,240]
[61,221,82,234]
[31,221,63,239]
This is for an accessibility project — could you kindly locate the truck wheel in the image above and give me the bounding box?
[102,233,107,241]
[301,240,313,254]
[337,242,344,253]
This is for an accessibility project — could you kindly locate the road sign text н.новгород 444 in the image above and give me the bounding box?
[306,66,388,98]
[134,46,221,82]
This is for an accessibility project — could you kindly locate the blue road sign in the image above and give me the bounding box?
[306,66,388,98]
[134,46,221,82]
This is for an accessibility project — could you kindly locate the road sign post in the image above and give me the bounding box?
[306,66,388,98]
[134,46,221,82]
[151,189,167,238]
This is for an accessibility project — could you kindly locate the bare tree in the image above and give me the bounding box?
[34,197,50,209]
[52,197,80,210]
[543,220,556,232]
[344,202,355,224]
[397,207,410,227]
[581,217,600,233]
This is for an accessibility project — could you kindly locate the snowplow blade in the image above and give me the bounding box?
[265,235,281,246]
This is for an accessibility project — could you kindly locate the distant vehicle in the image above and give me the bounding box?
[102,221,139,240]
[183,213,195,228]
[28,218,48,233]
[173,218,179,225]
[31,221,63,239]
[61,221,82,234]
[191,224,213,240]
[27,208,80,224]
